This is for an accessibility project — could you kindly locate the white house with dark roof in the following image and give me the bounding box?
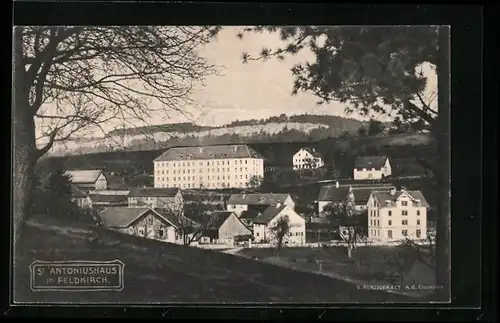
[367,188,429,243]
[99,207,184,244]
[252,203,305,244]
[317,182,394,214]
[65,169,108,191]
[353,156,392,180]
[128,187,183,211]
[226,193,295,216]
[293,148,324,170]
[153,144,265,190]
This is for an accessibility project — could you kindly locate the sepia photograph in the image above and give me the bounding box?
[12,25,451,304]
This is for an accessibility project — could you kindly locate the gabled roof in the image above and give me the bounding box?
[203,211,234,230]
[70,185,88,198]
[154,144,264,162]
[129,187,180,198]
[99,207,179,228]
[240,210,261,220]
[300,148,323,159]
[354,156,388,169]
[254,204,287,225]
[227,193,291,206]
[153,208,190,228]
[371,190,430,207]
[318,185,391,205]
[65,170,104,184]
[89,194,129,204]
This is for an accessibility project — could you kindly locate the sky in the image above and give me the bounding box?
[35,26,438,142]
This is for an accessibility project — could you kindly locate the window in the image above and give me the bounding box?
[388,210,392,216]
[388,220,392,226]
[148,217,154,225]
[402,230,408,236]
[416,229,421,238]
[377,220,379,226]
[402,201,408,206]
[417,210,421,216]
[139,229,144,236]
[387,230,393,239]
[402,220,408,225]
[402,210,408,216]
[256,232,259,236]
[159,229,164,237]
[370,220,373,225]
[416,219,421,225]
[245,160,247,164]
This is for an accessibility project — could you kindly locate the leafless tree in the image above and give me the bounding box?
[383,242,418,289]
[403,233,436,272]
[12,26,220,239]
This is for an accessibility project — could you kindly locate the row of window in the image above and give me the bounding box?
[157,183,248,189]
[157,167,254,175]
[157,159,261,168]
[370,209,421,217]
[370,219,422,226]
[157,174,249,182]
[370,229,422,238]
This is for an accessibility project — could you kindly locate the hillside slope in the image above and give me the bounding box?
[14,215,409,304]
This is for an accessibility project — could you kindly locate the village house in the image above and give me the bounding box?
[128,187,183,211]
[292,148,324,170]
[367,187,429,243]
[252,203,306,244]
[198,211,252,244]
[70,185,92,209]
[353,156,392,180]
[88,194,129,211]
[88,189,130,196]
[65,169,108,191]
[317,182,394,215]
[226,193,295,216]
[153,144,265,190]
[98,207,184,244]
[239,210,261,228]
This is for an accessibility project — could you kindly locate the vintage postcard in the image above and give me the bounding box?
[12,25,451,304]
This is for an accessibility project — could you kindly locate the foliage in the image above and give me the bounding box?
[239,26,438,130]
[270,215,291,251]
[383,242,418,288]
[247,175,264,189]
[357,126,367,137]
[367,119,385,136]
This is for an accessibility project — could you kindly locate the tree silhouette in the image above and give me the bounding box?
[269,215,290,253]
[239,25,450,300]
[367,119,385,136]
[13,26,220,238]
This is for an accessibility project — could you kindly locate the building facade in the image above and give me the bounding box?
[199,211,252,244]
[128,187,183,211]
[226,193,295,216]
[153,144,265,189]
[367,188,429,243]
[293,148,324,170]
[66,169,108,191]
[252,204,306,244]
[99,207,184,244]
[353,156,392,180]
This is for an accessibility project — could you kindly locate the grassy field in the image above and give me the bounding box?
[237,246,436,298]
[13,215,414,304]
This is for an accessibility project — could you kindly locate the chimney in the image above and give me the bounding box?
[276,202,282,208]
[233,145,237,152]
[335,181,339,188]
[199,147,203,153]
[401,186,406,192]
[390,187,396,195]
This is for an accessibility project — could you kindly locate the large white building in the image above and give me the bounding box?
[153,144,265,189]
[366,188,429,243]
[353,156,392,180]
[293,148,324,170]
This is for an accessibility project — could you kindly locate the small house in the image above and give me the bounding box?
[128,187,183,211]
[226,193,295,216]
[70,185,92,209]
[65,169,108,191]
[252,203,306,244]
[293,148,324,170]
[353,156,392,180]
[199,211,252,244]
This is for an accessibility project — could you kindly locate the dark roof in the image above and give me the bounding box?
[254,204,287,225]
[99,207,151,228]
[65,169,104,184]
[129,187,180,198]
[302,148,324,159]
[317,185,392,205]
[227,193,291,206]
[70,185,88,198]
[371,190,429,207]
[204,211,234,230]
[154,144,264,162]
[89,194,129,204]
[153,208,190,228]
[354,156,388,169]
[240,210,261,220]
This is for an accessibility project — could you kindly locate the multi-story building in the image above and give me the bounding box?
[128,187,183,211]
[153,144,265,189]
[252,203,306,244]
[293,148,324,170]
[353,156,392,180]
[366,188,429,243]
[226,193,295,216]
